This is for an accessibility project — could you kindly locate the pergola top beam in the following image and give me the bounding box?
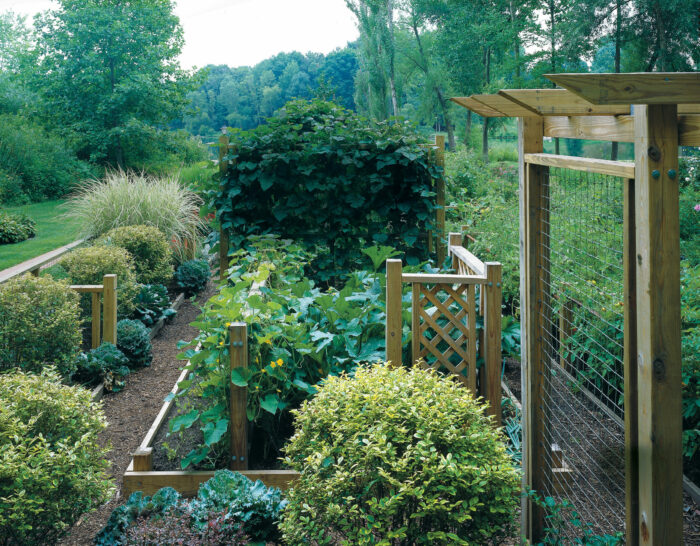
[498,89,630,116]
[450,97,505,117]
[470,94,539,117]
[545,72,700,105]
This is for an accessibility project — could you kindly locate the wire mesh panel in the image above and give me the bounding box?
[537,167,627,538]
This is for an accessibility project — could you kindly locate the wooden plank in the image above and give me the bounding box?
[448,232,462,272]
[483,262,502,426]
[69,285,104,293]
[471,94,540,117]
[411,283,420,366]
[139,367,190,454]
[544,115,634,142]
[435,135,446,266]
[0,238,85,284]
[133,448,153,472]
[229,323,248,471]
[633,104,682,545]
[623,177,639,546]
[123,469,299,497]
[467,284,477,395]
[385,259,403,367]
[449,246,485,276]
[401,273,485,284]
[524,153,634,179]
[91,292,101,349]
[450,97,506,117]
[499,89,630,116]
[102,274,117,345]
[547,72,700,105]
[679,114,700,146]
[519,115,546,542]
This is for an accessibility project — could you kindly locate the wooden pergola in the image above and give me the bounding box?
[452,72,699,546]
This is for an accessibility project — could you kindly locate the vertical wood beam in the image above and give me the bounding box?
[218,134,230,281]
[132,447,153,471]
[484,262,502,426]
[229,322,248,471]
[435,135,447,266]
[624,177,639,546]
[633,104,682,545]
[519,116,545,542]
[102,274,117,346]
[449,232,462,272]
[385,259,403,367]
[91,292,101,349]
[411,283,420,366]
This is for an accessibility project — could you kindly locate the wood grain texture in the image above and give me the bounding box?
[102,274,117,345]
[544,115,634,142]
[483,262,502,426]
[132,448,153,472]
[401,273,484,284]
[547,72,700,105]
[449,246,486,276]
[69,285,104,293]
[499,88,630,116]
[0,238,86,284]
[450,97,506,117]
[229,322,248,471]
[471,94,539,117]
[678,114,700,146]
[524,153,635,178]
[385,259,403,367]
[633,104,682,545]
[91,292,101,349]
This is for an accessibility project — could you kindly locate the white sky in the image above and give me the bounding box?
[0,0,360,68]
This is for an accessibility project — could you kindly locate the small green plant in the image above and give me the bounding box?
[280,362,519,544]
[131,284,176,327]
[0,210,36,244]
[174,258,210,296]
[117,319,153,368]
[0,275,82,379]
[98,225,174,284]
[0,369,112,545]
[96,471,284,545]
[73,342,131,392]
[61,244,140,317]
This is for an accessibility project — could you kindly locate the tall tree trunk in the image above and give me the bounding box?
[611,0,621,160]
[482,46,491,162]
[386,0,399,116]
[654,2,668,70]
[510,1,521,83]
[436,87,456,150]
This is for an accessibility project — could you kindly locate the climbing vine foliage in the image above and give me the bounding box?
[213,99,440,280]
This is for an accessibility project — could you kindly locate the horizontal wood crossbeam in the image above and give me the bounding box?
[546,72,700,105]
[499,89,630,116]
[70,284,104,293]
[471,94,539,117]
[523,153,635,178]
[401,273,485,284]
[450,97,506,117]
[449,246,485,276]
[0,238,85,284]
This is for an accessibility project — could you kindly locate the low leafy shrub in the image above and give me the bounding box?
[117,319,152,368]
[132,284,176,327]
[66,170,204,260]
[0,370,112,545]
[0,275,81,379]
[98,225,174,285]
[0,168,29,205]
[96,471,284,545]
[61,245,140,317]
[174,258,210,296]
[280,363,519,544]
[73,342,131,392]
[0,210,36,244]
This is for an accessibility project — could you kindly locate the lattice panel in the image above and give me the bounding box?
[412,282,478,392]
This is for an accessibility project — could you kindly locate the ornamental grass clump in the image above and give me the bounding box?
[0,275,82,379]
[280,362,520,545]
[0,369,112,545]
[66,170,204,259]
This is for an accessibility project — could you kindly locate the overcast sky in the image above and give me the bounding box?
[0,0,360,68]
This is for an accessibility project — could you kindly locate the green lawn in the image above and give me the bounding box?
[0,200,83,271]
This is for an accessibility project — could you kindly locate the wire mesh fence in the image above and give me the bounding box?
[536,167,626,538]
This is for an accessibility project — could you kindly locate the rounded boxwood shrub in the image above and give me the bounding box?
[98,225,174,285]
[0,275,82,379]
[280,363,519,544]
[117,319,152,368]
[61,245,140,317]
[174,258,210,296]
[0,369,112,545]
[0,211,36,244]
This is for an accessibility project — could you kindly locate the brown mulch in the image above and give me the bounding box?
[59,282,215,546]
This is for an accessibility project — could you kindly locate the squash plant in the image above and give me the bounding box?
[209,99,441,281]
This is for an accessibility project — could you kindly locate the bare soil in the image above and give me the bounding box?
[58,283,215,546]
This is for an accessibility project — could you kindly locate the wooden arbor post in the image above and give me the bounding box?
[102,274,117,345]
[229,322,248,471]
[385,259,403,367]
[633,104,682,545]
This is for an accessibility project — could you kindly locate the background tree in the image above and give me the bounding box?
[34,0,197,167]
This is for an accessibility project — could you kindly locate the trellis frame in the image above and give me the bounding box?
[452,72,699,545]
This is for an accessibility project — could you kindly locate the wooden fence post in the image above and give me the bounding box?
[103,274,117,345]
[229,322,248,471]
[385,259,403,367]
[484,261,502,426]
[91,292,101,349]
[435,135,446,266]
[132,447,153,471]
[219,134,230,281]
[519,115,546,542]
[633,104,681,545]
[448,232,462,273]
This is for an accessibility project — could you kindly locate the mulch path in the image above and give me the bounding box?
[59,282,215,546]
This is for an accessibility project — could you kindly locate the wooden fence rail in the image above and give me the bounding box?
[0,238,85,284]
[385,232,502,425]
